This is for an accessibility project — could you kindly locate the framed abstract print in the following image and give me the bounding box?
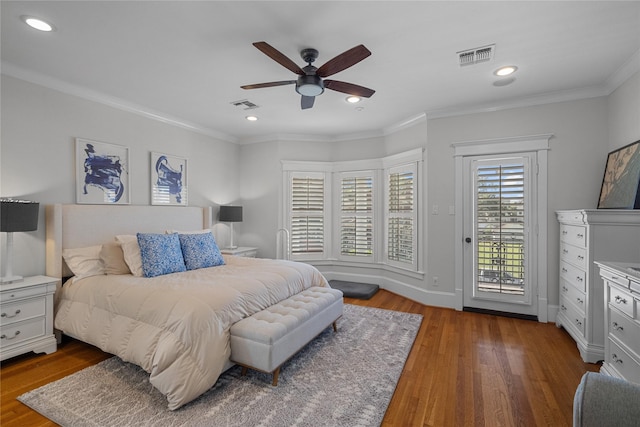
[151,152,188,206]
[597,140,640,209]
[76,138,130,204]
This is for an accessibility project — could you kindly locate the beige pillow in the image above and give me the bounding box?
[100,242,131,275]
[62,245,105,279]
[115,235,144,277]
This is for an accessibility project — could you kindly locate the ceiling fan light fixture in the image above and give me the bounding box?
[346,96,361,103]
[21,16,54,32]
[296,75,324,97]
[245,115,258,121]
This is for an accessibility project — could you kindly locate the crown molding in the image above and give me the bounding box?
[604,48,640,94]
[1,62,238,144]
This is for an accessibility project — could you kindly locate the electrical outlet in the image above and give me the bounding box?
[433,276,439,286]
[432,205,439,215]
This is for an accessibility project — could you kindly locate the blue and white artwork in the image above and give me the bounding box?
[76,138,130,204]
[151,152,188,206]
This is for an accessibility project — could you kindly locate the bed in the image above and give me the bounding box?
[45,204,331,410]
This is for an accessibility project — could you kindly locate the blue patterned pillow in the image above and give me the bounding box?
[137,233,186,277]
[178,231,225,270]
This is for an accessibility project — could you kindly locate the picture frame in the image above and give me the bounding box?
[76,138,130,204]
[151,152,188,206]
[597,139,640,209]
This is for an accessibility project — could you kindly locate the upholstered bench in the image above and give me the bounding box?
[230,286,343,385]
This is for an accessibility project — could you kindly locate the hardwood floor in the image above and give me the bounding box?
[1,290,599,426]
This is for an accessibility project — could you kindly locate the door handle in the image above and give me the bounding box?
[465,237,472,243]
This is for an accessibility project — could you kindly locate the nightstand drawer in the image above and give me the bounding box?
[0,285,51,301]
[560,261,586,292]
[608,340,640,383]
[0,317,46,346]
[609,308,640,357]
[236,250,257,257]
[609,285,635,319]
[560,279,586,314]
[560,224,587,248]
[560,242,587,270]
[0,297,46,326]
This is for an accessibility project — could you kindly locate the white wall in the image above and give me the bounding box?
[608,71,640,149]
[1,75,240,278]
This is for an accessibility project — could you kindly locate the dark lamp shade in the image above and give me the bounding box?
[1,200,39,232]
[219,205,243,222]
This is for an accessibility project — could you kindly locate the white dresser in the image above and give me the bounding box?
[556,210,640,363]
[0,275,58,361]
[596,262,640,384]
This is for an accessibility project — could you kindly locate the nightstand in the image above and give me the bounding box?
[1,275,58,361]
[221,247,258,258]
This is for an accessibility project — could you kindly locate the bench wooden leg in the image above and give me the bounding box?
[332,320,338,332]
[241,366,248,377]
[272,367,280,386]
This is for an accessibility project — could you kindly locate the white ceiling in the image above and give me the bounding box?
[2,1,639,143]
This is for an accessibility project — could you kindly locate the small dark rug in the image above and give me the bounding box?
[329,280,379,299]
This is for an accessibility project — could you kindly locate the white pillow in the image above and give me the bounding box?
[115,235,144,277]
[100,242,131,275]
[62,245,105,280]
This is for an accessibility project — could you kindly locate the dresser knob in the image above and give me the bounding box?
[576,298,583,304]
[612,322,624,331]
[1,309,21,318]
[1,330,20,340]
[575,319,583,327]
[576,233,584,238]
[577,277,583,282]
[577,255,584,260]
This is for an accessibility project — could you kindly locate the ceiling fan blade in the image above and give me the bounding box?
[301,95,315,110]
[324,80,375,98]
[316,44,372,78]
[241,80,296,90]
[253,41,305,76]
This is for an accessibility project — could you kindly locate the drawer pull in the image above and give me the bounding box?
[1,309,21,318]
[562,286,568,293]
[576,298,583,304]
[1,330,21,340]
[576,277,584,282]
[577,255,584,261]
[561,305,567,311]
[576,233,584,238]
[562,230,568,235]
[611,276,619,281]
[614,295,628,304]
[611,353,624,364]
[562,267,568,273]
[562,249,569,254]
[575,319,583,327]
[612,322,624,331]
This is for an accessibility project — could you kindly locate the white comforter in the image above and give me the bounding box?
[54,256,329,410]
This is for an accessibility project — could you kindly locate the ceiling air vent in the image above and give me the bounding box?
[457,44,495,67]
[230,99,260,110]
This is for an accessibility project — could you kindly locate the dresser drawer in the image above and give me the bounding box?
[609,308,640,357]
[560,300,585,336]
[0,297,46,326]
[0,317,46,346]
[0,285,50,302]
[560,279,586,314]
[560,261,587,292]
[600,267,630,288]
[560,242,587,270]
[609,285,636,319]
[560,224,587,248]
[609,340,640,383]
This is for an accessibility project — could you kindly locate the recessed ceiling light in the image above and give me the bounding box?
[245,115,258,122]
[21,16,55,32]
[346,96,361,104]
[494,66,518,77]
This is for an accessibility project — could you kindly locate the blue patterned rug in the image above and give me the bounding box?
[19,304,422,426]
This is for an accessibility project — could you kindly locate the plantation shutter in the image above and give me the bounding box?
[340,174,373,257]
[386,164,417,268]
[291,175,325,256]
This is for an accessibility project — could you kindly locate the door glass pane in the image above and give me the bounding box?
[476,163,525,295]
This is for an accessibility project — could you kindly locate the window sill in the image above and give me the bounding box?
[299,258,425,281]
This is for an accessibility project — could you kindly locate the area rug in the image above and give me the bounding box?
[18,304,422,427]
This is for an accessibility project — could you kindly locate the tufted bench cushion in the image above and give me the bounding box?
[230,286,343,385]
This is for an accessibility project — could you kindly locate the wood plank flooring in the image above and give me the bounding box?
[1,290,599,426]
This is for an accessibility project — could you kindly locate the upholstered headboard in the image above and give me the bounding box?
[45,204,212,280]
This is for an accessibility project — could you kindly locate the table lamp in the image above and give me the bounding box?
[1,199,39,283]
[219,205,243,249]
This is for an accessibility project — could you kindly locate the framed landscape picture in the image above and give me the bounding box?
[151,152,188,206]
[597,140,640,209]
[76,138,130,204]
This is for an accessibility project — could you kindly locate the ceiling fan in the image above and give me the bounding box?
[241,41,375,110]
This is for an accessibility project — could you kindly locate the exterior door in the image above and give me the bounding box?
[463,153,538,317]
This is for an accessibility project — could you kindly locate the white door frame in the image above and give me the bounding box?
[452,134,552,322]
